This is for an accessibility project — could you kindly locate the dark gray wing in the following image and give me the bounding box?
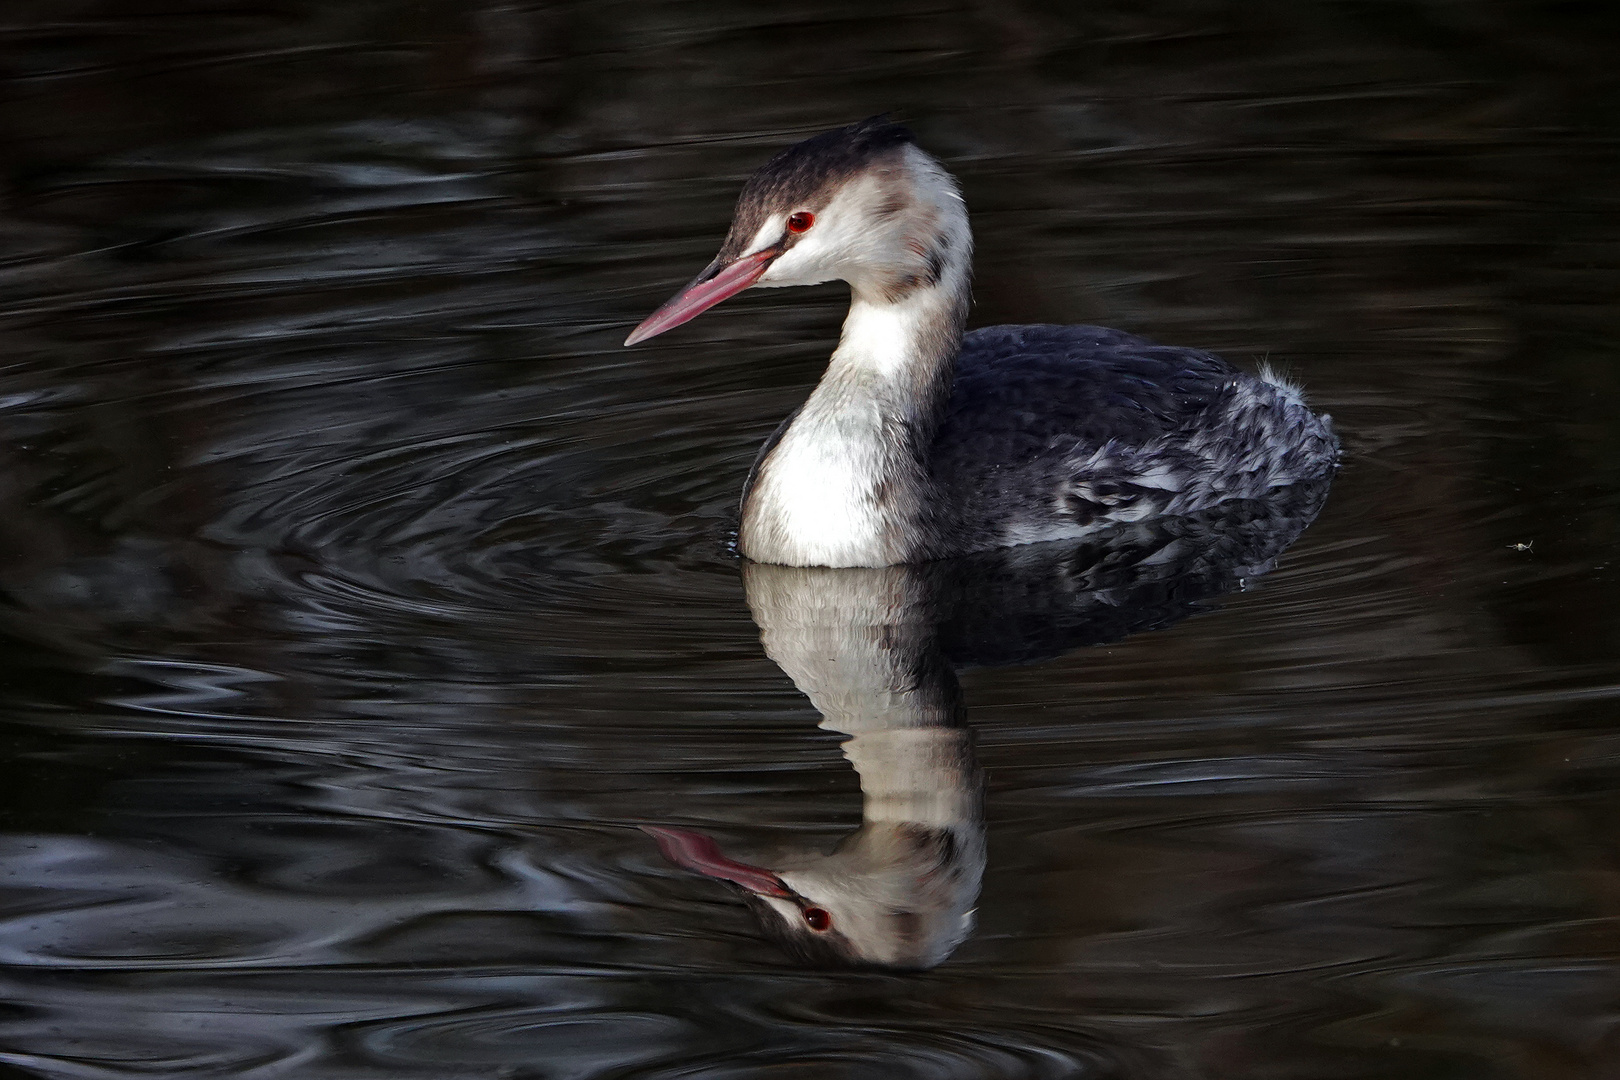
[933,324,1237,475]
[926,324,1242,550]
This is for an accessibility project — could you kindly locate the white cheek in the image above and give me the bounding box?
[744,214,785,257]
[758,234,837,288]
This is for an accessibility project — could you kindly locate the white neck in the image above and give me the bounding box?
[738,266,970,568]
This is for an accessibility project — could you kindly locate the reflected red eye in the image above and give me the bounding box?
[787,211,814,233]
[803,906,831,932]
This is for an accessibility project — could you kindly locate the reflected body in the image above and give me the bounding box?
[650,483,1330,968]
[627,120,1339,567]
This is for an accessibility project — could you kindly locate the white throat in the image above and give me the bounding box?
[738,267,969,568]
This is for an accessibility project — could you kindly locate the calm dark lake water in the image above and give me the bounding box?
[2,3,1619,1077]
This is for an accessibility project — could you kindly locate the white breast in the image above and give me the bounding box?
[737,247,967,568]
[741,399,896,567]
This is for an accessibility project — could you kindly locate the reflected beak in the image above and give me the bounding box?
[623,248,777,346]
[642,825,794,898]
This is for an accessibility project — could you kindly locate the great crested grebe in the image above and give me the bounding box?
[625,118,1338,568]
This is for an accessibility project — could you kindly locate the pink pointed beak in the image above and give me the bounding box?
[641,825,794,898]
[623,248,777,346]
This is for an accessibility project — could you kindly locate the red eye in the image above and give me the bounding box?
[803,906,831,932]
[787,211,814,233]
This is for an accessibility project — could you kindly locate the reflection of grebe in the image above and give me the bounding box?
[645,492,1331,970]
[626,118,1338,568]
[648,563,982,970]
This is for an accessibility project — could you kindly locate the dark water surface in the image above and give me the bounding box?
[2,2,1619,1077]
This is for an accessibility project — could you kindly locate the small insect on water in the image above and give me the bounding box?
[1508,542,1534,552]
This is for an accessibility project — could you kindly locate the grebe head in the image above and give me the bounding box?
[625,117,971,346]
[644,822,978,970]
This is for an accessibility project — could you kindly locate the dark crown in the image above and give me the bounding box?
[739,116,915,212]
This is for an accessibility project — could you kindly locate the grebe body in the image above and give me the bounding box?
[626,119,1337,567]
